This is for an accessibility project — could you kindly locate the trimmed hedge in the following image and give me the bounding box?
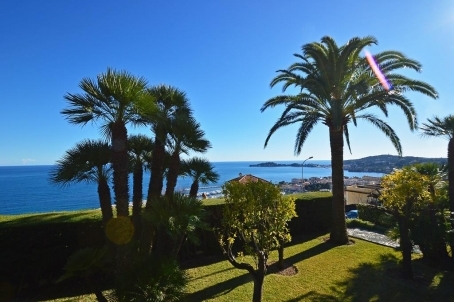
[180,195,333,258]
[357,203,396,228]
[0,194,333,294]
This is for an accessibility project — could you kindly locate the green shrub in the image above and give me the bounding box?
[357,204,395,229]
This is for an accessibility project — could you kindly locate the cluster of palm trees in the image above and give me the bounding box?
[261,36,451,245]
[49,69,220,256]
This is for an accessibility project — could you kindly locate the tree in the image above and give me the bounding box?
[410,163,450,265]
[420,115,454,227]
[261,36,438,245]
[143,85,191,204]
[49,139,113,226]
[220,180,297,302]
[62,68,154,217]
[380,166,431,279]
[180,157,220,198]
[147,193,208,259]
[165,116,211,198]
[128,134,154,237]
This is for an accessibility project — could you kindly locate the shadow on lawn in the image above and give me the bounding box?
[283,253,454,302]
[185,234,334,302]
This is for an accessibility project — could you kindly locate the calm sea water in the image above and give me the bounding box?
[0,161,383,215]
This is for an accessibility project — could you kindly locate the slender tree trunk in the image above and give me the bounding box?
[448,138,454,228]
[147,138,166,207]
[189,181,199,198]
[397,215,413,279]
[97,177,113,227]
[165,152,181,198]
[132,163,143,239]
[141,137,166,255]
[329,126,349,245]
[278,239,284,270]
[252,253,267,302]
[111,121,129,217]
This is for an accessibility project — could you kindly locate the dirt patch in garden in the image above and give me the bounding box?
[267,261,298,276]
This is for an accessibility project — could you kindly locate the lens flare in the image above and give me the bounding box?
[365,50,392,91]
[105,216,134,245]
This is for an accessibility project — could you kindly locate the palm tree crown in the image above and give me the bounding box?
[261,36,438,244]
[181,157,219,198]
[49,139,113,224]
[61,68,155,217]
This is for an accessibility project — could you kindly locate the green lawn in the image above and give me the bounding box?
[183,235,454,302]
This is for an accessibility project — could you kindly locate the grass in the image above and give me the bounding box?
[183,235,454,302]
[24,235,454,302]
[0,209,103,227]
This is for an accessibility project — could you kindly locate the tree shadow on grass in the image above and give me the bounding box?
[185,234,335,302]
[283,237,335,265]
[184,272,252,302]
[334,253,454,302]
[286,291,340,302]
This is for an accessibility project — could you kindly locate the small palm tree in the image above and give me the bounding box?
[181,157,220,198]
[128,134,154,236]
[165,115,211,198]
[411,162,449,262]
[49,140,113,225]
[420,115,454,224]
[62,68,154,217]
[261,36,438,244]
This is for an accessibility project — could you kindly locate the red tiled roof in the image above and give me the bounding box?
[227,174,271,184]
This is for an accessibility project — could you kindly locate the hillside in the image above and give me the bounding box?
[343,154,447,173]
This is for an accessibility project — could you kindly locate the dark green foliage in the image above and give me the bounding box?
[357,204,396,228]
[0,221,104,298]
[113,257,188,302]
[288,196,332,236]
[146,193,208,259]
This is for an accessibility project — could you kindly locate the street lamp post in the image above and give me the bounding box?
[302,156,313,191]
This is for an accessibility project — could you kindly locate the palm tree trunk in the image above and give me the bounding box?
[97,177,113,227]
[111,121,129,217]
[165,152,180,198]
[189,181,199,198]
[132,163,143,239]
[329,127,349,245]
[448,138,454,228]
[147,139,166,206]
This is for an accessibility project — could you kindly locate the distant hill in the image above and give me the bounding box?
[344,154,447,173]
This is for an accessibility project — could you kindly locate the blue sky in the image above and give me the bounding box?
[1,0,453,166]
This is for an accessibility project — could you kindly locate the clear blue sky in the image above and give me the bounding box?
[1,0,453,166]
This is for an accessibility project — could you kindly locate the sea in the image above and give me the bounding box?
[0,161,383,215]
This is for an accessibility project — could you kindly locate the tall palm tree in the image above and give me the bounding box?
[181,157,220,198]
[165,115,211,198]
[128,134,154,235]
[61,68,154,217]
[420,115,454,226]
[143,85,191,204]
[261,36,438,244]
[49,140,113,226]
